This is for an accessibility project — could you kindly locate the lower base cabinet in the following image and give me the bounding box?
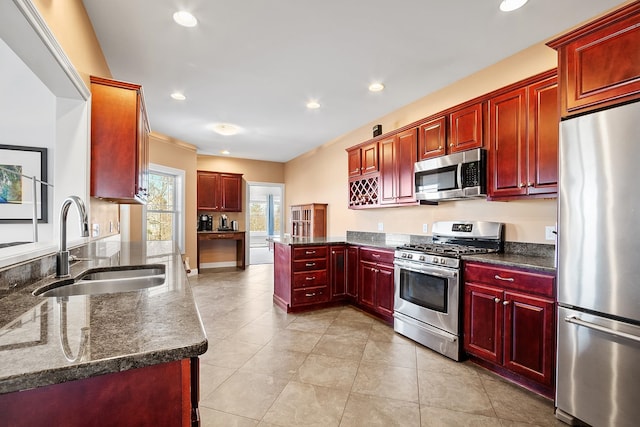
[463,262,555,398]
[358,247,395,323]
[0,358,200,427]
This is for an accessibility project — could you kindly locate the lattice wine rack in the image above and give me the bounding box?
[349,176,379,207]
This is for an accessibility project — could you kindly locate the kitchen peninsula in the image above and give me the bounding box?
[0,241,207,426]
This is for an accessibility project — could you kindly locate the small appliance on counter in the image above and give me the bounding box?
[198,214,212,231]
[218,214,231,231]
[231,220,239,231]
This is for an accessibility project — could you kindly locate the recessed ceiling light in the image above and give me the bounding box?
[499,0,528,12]
[220,150,230,155]
[173,11,198,27]
[306,101,320,109]
[170,92,186,101]
[368,83,385,92]
[210,123,240,136]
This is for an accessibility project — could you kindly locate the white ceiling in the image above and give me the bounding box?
[82,0,627,163]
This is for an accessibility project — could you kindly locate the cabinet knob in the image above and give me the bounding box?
[494,297,501,303]
[503,300,510,305]
[438,146,442,150]
[519,183,525,188]
[449,143,454,147]
[528,182,534,187]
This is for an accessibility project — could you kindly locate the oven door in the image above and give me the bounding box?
[393,258,459,335]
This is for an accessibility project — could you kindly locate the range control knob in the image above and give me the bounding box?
[432,257,438,263]
[407,253,413,259]
[401,253,408,258]
[440,258,446,265]
[419,255,425,262]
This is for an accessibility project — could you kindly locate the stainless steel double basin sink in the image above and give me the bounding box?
[33,264,166,297]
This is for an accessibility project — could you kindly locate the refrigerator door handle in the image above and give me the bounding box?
[565,315,640,344]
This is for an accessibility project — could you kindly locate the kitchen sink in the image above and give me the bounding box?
[33,264,166,297]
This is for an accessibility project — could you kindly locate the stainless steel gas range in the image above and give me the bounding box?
[393,220,504,361]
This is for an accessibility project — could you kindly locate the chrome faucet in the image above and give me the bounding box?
[56,196,90,278]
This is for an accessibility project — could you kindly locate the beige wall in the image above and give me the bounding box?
[285,43,559,243]
[34,0,120,240]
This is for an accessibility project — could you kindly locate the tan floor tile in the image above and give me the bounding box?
[420,405,501,426]
[481,377,556,426]
[368,322,415,344]
[294,353,359,390]
[362,340,417,368]
[340,393,421,427]
[233,321,279,346]
[312,334,367,360]
[286,316,334,334]
[417,369,495,417]
[199,407,259,427]
[352,362,419,403]
[261,381,349,427]
[334,307,377,324]
[200,338,263,369]
[266,328,323,353]
[239,345,308,379]
[416,346,478,377]
[198,362,236,399]
[200,370,288,420]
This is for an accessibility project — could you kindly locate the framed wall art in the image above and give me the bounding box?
[0,144,48,223]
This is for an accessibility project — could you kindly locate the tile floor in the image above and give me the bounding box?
[190,265,562,427]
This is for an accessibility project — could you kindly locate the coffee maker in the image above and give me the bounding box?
[198,214,212,231]
[218,214,230,231]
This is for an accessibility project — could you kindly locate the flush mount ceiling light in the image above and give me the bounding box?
[306,101,320,109]
[170,92,186,101]
[368,82,385,92]
[173,11,198,27]
[220,150,230,155]
[499,0,528,12]
[210,123,240,136]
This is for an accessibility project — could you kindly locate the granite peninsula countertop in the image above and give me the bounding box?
[0,241,207,395]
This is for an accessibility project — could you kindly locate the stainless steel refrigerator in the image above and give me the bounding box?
[556,100,640,426]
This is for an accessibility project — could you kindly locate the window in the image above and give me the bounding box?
[145,164,185,253]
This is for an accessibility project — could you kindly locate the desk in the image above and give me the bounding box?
[197,231,246,270]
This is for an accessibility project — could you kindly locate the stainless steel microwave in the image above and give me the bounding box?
[414,148,487,202]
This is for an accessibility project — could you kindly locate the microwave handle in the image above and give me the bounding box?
[457,162,463,189]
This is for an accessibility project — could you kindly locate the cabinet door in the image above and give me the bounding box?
[330,246,346,299]
[346,246,358,298]
[219,173,242,212]
[375,263,395,319]
[361,142,378,174]
[418,117,446,160]
[379,136,397,205]
[488,88,528,198]
[347,148,362,177]
[358,261,377,309]
[527,77,558,196]
[449,103,483,153]
[503,291,555,387]
[197,172,219,210]
[463,283,503,365]
[396,128,417,203]
[136,98,150,202]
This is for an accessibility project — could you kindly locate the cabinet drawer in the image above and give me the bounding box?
[359,247,394,264]
[292,286,329,305]
[293,246,328,260]
[293,259,327,272]
[293,271,327,288]
[464,262,555,298]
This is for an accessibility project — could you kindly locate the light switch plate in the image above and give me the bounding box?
[422,224,428,233]
[92,223,100,238]
[545,225,556,241]
[378,222,384,231]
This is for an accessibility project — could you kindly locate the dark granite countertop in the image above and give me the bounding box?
[269,235,398,250]
[0,241,207,395]
[462,252,556,274]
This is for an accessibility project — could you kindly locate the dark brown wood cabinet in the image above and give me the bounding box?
[449,102,484,153]
[463,262,556,398]
[0,358,199,426]
[197,171,242,212]
[547,2,640,118]
[90,76,149,204]
[347,141,379,177]
[488,71,558,199]
[346,246,359,299]
[330,245,346,299]
[379,128,418,205]
[358,247,395,323]
[418,116,447,160]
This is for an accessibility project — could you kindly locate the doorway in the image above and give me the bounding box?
[246,182,284,265]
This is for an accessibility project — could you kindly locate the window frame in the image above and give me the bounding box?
[144,163,185,253]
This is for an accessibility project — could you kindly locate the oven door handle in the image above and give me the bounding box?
[394,262,457,279]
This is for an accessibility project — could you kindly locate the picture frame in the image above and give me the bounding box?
[0,144,48,223]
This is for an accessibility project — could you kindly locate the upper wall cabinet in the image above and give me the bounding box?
[547,2,640,118]
[449,102,484,153]
[379,128,418,205]
[418,116,447,160]
[488,71,558,199]
[197,171,243,212]
[90,76,149,204]
[347,141,378,177]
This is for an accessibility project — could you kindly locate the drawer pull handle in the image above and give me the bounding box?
[494,297,501,303]
[305,250,316,255]
[306,276,316,281]
[494,275,515,282]
[372,254,381,258]
[305,292,316,297]
[306,262,316,267]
